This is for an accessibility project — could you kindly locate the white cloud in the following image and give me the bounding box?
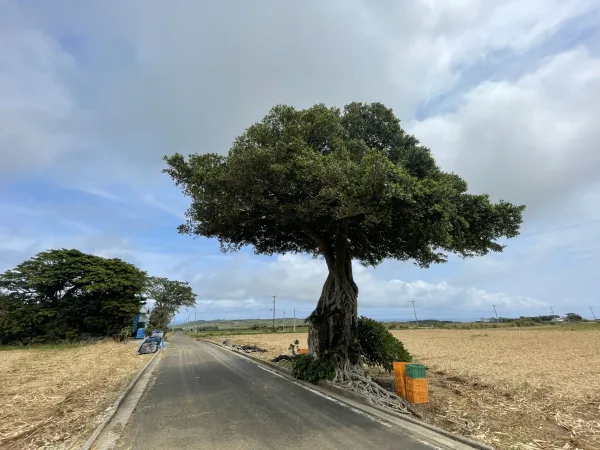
[368,1,597,108]
[178,254,546,315]
[0,27,79,176]
[0,1,598,321]
[77,187,124,203]
[2,1,596,186]
[409,47,600,222]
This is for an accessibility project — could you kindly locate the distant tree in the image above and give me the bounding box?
[147,307,172,334]
[164,102,524,378]
[565,312,583,322]
[145,276,196,333]
[0,249,147,344]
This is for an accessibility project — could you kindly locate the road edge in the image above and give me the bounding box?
[204,340,493,450]
[79,346,161,450]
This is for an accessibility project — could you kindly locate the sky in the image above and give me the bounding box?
[1,1,599,324]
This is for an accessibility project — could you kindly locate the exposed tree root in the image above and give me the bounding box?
[330,359,421,418]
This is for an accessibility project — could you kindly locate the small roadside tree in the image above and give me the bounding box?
[163,102,524,380]
[145,276,197,334]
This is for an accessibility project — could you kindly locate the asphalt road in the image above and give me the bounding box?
[115,334,434,450]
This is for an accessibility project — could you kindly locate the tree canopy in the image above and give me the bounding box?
[164,102,525,270]
[0,249,148,344]
[163,102,525,370]
[145,276,196,333]
[565,312,583,322]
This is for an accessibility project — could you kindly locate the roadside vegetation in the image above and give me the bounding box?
[145,276,196,336]
[0,249,196,345]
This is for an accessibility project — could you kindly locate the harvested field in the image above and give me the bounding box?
[0,341,152,450]
[206,326,600,450]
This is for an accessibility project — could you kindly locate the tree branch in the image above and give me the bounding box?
[302,229,335,269]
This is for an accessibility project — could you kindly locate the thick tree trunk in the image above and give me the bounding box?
[307,234,360,367]
[302,231,412,415]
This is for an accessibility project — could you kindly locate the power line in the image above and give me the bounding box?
[590,306,597,320]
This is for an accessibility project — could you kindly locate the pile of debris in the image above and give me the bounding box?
[234,345,268,353]
[138,341,159,354]
[222,340,267,353]
[271,354,297,363]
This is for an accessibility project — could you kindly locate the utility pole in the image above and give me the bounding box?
[293,309,296,332]
[283,310,286,331]
[493,305,499,323]
[550,306,555,317]
[590,307,597,320]
[410,301,419,328]
[271,295,276,331]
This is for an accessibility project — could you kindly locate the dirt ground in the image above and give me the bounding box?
[0,340,152,450]
[206,327,600,450]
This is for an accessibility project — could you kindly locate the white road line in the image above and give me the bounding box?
[255,364,392,428]
[415,439,445,450]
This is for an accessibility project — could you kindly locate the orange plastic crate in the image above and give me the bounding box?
[298,348,309,354]
[406,377,429,404]
[393,362,409,399]
[409,391,429,404]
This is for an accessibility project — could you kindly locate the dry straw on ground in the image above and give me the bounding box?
[208,326,600,450]
[0,341,151,450]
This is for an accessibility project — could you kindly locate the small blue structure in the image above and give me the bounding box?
[133,304,150,339]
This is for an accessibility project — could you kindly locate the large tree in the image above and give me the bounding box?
[0,249,147,343]
[163,102,524,374]
[145,276,196,332]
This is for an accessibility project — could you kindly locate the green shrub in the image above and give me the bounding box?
[292,354,335,384]
[514,319,536,327]
[65,330,80,341]
[288,339,300,355]
[114,326,133,342]
[357,316,412,372]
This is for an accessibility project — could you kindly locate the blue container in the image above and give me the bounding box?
[135,327,146,339]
